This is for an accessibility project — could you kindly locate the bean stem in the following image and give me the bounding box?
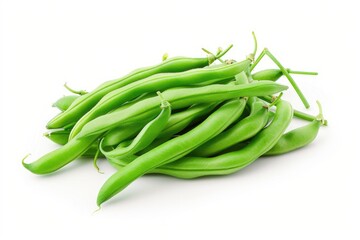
[64,83,87,95]
[259,96,317,122]
[288,69,318,75]
[250,48,310,108]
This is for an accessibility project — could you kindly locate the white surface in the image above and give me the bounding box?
[1,0,359,239]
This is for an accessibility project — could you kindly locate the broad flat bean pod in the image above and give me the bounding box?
[47,54,219,129]
[97,98,247,206]
[69,60,251,139]
[77,81,288,139]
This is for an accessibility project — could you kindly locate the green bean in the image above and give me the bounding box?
[100,92,171,159]
[252,69,318,81]
[144,100,292,179]
[46,54,220,129]
[69,60,251,139]
[109,100,292,179]
[52,95,79,112]
[112,102,221,157]
[101,124,146,147]
[258,95,327,125]
[190,101,269,157]
[265,101,325,155]
[77,81,288,139]
[44,129,70,145]
[25,79,284,175]
[22,134,98,174]
[97,98,247,206]
[251,49,310,108]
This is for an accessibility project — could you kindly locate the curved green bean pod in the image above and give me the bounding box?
[47,55,218,129]
[252,69,318,81]
[22,134,99,174]
[44,129,70,145]
[69,60,251,139]
[78,81,288,139]
[190,102,269,157]
[101,124,146,147]
[100,94,171,159]
[265,101,325,155]
[109,100,292,179]
[96,98,247,206]
[108,102,220,156]
[52,95,79,112]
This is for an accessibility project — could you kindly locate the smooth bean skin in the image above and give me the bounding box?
[264,119,321,155]
[97,99,247,206]
[52,95,79,112]
[44,130,70,145]
[69,60,250,139]
[77,81,288,139]
[101,124,146,147]
[47,56,215,129]
[22,135,98,174]
[252,69,283,81]
[191,102,269,157]
[114,103,221,156]
[156,101,292,173]
[100,102,171,159]
[109,101,292,179]
[42,130,100,158]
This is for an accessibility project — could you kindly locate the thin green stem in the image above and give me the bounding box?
[64,83,87,95]
[259,96,317,122]
[216,44,233,59]
[287,69,318,75]
[202,48,225,64]
[268,92,283,108]
[252,31,258,59]
[157,91,170,108]
[93,147,104,174]
[264,49,310,108]
[315,100,327,126]
[250,49,266,71]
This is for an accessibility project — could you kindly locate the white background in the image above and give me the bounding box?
[1,0,359,239]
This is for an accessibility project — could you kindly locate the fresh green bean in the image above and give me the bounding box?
[77,81,288,139]
[44,129,70,145]
[100,92,171,159]
[252,69,318,81]
[52,95,79,112]
[97,98,247,206]
[265,101,325,155]
[46,54,220,129]
[69,60,251,139]
[190,101,269,157]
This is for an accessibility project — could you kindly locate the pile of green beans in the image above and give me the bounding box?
[23,34,327,207]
